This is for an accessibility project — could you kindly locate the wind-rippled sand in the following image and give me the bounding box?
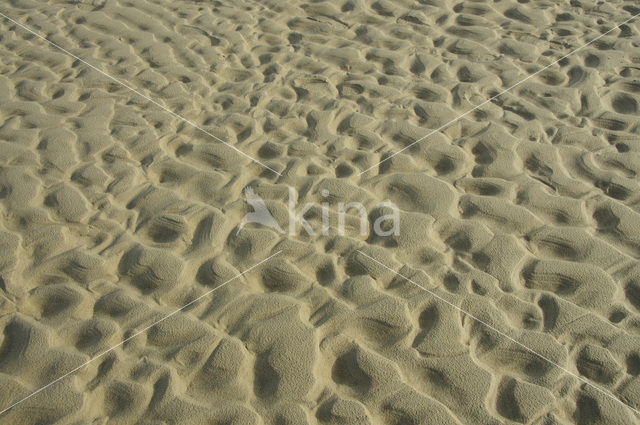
[1,0,640,424]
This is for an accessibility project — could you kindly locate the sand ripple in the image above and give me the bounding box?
[1,0,640,424]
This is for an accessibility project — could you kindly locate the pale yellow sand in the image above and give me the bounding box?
[1,0,640,424]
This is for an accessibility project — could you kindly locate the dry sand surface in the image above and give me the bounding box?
[1,0,640,424]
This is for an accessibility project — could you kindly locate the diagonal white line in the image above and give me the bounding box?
[0,10,282,176]
[355,250,640,416]
[0,250,282,416]
[358,11,640,175]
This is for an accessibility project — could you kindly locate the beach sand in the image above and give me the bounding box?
[1,0,640,423]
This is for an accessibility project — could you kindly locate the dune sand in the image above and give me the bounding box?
[1,0,640,424]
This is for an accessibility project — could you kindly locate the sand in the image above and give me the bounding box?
[0,0,640,424]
